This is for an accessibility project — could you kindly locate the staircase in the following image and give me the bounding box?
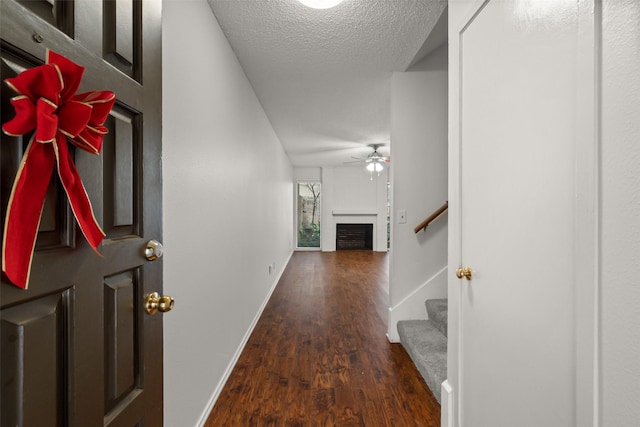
[397,299,447,403]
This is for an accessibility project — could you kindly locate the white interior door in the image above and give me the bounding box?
[455,1,594,425]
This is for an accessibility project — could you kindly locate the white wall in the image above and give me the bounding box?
[600,0,640,423]
[162,1,293,426]
[387,44,448,342]
[293,167,322,182]
[293,166,386,252]
[320,165,388,252]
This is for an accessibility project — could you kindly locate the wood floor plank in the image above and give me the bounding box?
[205,251,441,426]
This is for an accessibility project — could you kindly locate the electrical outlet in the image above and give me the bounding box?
[398,209,407,224]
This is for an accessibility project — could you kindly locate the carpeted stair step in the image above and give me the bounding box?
[425,299,448,337]
[397,319,447,403]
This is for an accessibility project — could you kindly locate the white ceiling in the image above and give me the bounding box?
[207,0,447,167]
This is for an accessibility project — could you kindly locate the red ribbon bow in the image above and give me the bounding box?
[2,50,116,289]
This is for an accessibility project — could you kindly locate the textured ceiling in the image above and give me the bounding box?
[207,0,447,166]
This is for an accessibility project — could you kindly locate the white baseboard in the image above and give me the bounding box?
[441,379,454,427]
[195,250,294,427]
[386,265,448,342]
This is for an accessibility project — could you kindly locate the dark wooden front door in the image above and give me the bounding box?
[0,1,164,425]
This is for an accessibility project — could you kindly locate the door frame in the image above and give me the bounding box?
[445,0,601,425]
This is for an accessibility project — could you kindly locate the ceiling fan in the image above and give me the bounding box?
[345,144,390,179]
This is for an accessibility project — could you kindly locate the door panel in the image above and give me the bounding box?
[0,0,163,425]
[457,1,591,425]
[1,48,77,253]
[104,271,138,407]
[1,291,70,427]
[102,104,141,238]
[103,0,141,80]
[15,0,74,38]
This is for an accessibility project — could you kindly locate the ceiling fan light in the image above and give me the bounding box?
[296,0,344,9]
[374,163,383,172]
[366,163,375,172]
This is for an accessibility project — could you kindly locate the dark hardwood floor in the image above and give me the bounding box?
[205,251,440,426]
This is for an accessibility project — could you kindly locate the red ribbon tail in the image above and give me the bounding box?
[2,139,55,289]
[53,134,105,253]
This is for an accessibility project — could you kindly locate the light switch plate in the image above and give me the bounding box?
[398,210,407,224]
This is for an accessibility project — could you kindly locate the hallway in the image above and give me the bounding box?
[205,251,440,426]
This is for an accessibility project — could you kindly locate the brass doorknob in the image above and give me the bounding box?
[456,267,473,280]
[145,292,175,315]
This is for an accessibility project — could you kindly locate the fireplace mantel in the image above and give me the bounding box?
[332,210,378,216]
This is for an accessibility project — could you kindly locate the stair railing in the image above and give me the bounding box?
[414,201,448,234]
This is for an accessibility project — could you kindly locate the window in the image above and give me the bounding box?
[297,182,321,248]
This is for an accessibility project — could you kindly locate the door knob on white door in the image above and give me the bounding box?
[456,267,473,280]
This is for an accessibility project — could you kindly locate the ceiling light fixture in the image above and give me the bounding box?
[366,161,384,180]
[296,0,345,9]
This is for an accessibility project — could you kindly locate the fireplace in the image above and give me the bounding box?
[336,223,373,250]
